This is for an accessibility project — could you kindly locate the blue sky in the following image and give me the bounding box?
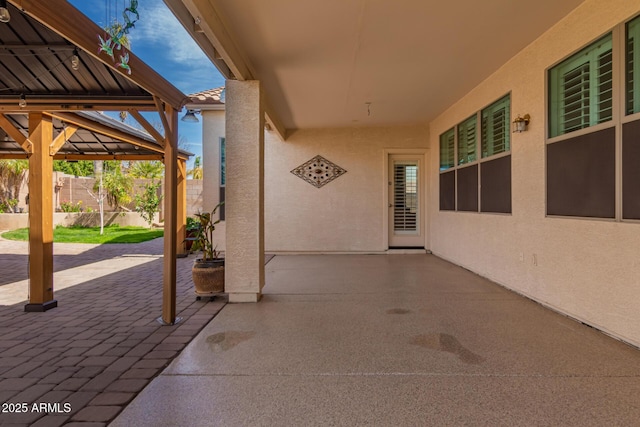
[67,0,226,166]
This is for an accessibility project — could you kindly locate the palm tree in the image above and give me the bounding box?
[187,156,203,179]
[128,160,164,179]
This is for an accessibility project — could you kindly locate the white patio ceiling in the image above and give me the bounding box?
[168,0,585,131]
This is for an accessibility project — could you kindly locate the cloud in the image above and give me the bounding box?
[130,0,210,66]
[171,66,225,96]
[68,0,224,95]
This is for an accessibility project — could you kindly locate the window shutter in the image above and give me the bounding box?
[457,115,477,165]
[627,16,640,115]
[481,95,510,158]
[597,49,613,123]
[219,137,226,220]
[393,164,418,232]
[549,33,612,137]
[562,62,591,133]
[439,128,455,171]
[220,137,226,186]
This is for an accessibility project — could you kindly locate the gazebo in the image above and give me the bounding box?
[0,1,190,325]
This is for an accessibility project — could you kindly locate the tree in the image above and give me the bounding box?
[53,160,94,177]
[84,161,108,234]
[134,181,163,226]
[95,161,133,210]
[128,160,164,179]
[187,156,203,179]
[0,159,28,209]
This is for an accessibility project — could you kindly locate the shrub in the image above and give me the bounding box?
[60,200,83,213]
[134,181,162,226]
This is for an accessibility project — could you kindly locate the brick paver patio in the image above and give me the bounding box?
[0,234,226,426]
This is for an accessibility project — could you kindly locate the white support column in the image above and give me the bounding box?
[225,80,265,302]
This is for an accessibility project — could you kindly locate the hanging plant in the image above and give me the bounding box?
[97,0,139,75]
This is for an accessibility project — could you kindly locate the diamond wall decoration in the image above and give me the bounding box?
[291,155,347,188]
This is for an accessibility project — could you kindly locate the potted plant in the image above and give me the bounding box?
[191,202,224,299]
[185,216,199,252]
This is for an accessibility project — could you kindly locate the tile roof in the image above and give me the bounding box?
[186,87,225,105]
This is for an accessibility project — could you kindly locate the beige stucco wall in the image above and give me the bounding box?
[0,212,156,230]
[265,125,428,252]
[428,0,640,347]
[201,110,226,249]
[202,110,226,213]
[201,116,429,253]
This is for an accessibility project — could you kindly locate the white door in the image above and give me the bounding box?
[388,155,424,248]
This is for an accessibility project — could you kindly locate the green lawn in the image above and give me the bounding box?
[1,225,163,244]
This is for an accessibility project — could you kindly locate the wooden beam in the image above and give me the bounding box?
[52,154,168,161]
[25,112,57,312]
[10,0,187,110]
[129,110,165,146]
[0,153,29,159]
[154,97,171,142]
[176,158,187,256]
[162,106,179,325]
[0,102,159,112]
[177,159,187,178]
[49,125,78,156]
[0,114,33,153]
[48,112,164,154]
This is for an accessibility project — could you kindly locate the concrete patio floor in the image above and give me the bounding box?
[0,235,226,426]
[112,254,640,426]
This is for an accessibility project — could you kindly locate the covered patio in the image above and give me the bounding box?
[162,0,640,348]
[112,253,640,426]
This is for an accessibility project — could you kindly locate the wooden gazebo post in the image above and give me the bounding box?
[25,112,56,312]
[176,158,187,256]
[161,105,179,324]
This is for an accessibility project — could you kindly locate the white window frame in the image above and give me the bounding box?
[438,94,512,214]
[548,33,613,138]
[481,94,511,158]
[545,15,640,223]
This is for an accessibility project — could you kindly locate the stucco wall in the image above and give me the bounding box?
[202,121,429,253]
[0,212,156,230]
[428,0,640,347]
[6,173,203,218]
[265,126,428,252]
[201,110,226,249]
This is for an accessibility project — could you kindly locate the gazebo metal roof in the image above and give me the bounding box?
[0,1,186,112]
[0,111,193,160]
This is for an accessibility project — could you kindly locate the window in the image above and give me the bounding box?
[219,137,226,220]
[625,15,640,219]
[457,115,477,165]
[481,95,510,157]
[220,137,226,186]
[439,94,511,213]
[439,128,455,171]
[548,33,613,138]
[627,15,640,115]
[439,128,456,211]
[547,16,640,221]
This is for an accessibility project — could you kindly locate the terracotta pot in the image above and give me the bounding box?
[192,259,224,296]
